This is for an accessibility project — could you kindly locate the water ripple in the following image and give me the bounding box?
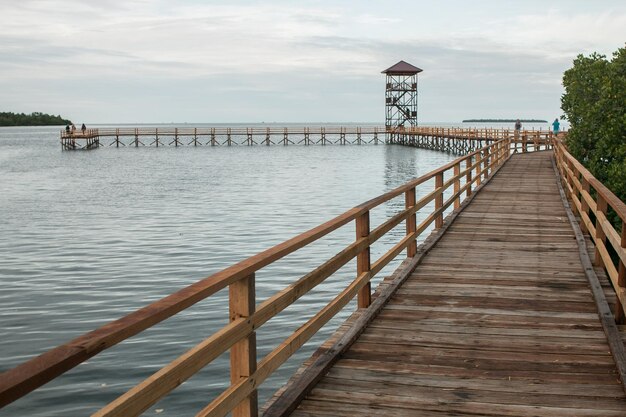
[0,126,456,416]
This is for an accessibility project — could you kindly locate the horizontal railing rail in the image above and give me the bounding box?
[1,139,513,416]
[510,131,557,153]
[554,140,626,323]
[59,128,99,138]
[399,126,555,141]
[59,126,557,140]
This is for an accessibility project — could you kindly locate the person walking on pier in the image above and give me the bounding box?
[71,124,76,135]
[514,119,522,132]
[65,125,70,135]
[552,118,560,135]
[81,123,86,135]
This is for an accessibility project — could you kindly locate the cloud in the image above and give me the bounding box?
[2,1,624,77]
[0,0,624,122]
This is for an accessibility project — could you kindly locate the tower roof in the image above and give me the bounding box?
[382,60,423,75]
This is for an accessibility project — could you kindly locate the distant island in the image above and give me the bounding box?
[462,118,547,123]
[0,112,72,126]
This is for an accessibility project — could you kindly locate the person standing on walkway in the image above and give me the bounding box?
[81,123,86,135]
[514,119,522,132]
[552,118,560,135]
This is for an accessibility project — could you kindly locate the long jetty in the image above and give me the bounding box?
[4,135,626,416]
[60,126,555,154]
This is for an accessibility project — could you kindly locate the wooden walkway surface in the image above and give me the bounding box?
[288,152,626,416]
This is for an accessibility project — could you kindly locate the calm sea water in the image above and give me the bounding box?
[1,124,468,416]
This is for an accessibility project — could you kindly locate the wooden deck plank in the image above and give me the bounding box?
[272,152,626,416]
[308,387,626,416]
[343,345,617,371]
[317,375,626,410]
[335,358,621,385]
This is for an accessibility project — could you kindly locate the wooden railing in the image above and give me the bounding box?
[511,131,558,153]
[58,126,556,140]
[63,126,382,138]
[391,127,555,153]
[554,140,626,322]
[1,140,513,416]
[401,126,555,142]
[59,128,99,138]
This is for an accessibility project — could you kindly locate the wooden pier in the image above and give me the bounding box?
[60,129,100,150]
[3,136,625,417]
[60,126,386,149]
[59,126,556,154]
[265,151,626,416]
[390,126,554,154]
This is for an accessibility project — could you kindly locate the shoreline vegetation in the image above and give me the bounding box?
[462,119,547,123]
[561,46,625,210]
[0,112,72,126]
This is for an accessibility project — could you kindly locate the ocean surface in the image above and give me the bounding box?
[0,123,541,416]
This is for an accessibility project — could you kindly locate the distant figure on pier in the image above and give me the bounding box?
[65,125,70,135]
[514,119,522,131]
[552,118,560,135]
[71,124,76,135]
[81,123,86,135]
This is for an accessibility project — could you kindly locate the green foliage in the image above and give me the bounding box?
[0,112,72,126]
[561,46,626,205]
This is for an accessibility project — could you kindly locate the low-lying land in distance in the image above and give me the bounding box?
[463,118,547,123]
[0,112,72,126]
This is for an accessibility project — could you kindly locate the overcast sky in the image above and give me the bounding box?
[1,0,625,124]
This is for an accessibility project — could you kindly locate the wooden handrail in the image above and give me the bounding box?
[554,139,626,323]
[59,126,556,140]
[1,139,513,416]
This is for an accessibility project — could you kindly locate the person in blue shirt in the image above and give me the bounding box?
[552,118,560,135]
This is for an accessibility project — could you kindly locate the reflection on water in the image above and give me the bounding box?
[384,144,418,190]
[0,126,456,416]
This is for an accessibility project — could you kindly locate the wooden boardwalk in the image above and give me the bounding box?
[4,141,626,417]
[59,126,554,153]
[286,152,626,416]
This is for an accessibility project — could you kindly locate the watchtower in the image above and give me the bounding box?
[382,60,423,144]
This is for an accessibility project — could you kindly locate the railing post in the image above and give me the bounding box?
[547,135,558,149]
[453,163,461,209]
[356,212,371,308]
[435,172,444,228]
[482,148,489,180]
[594,194,608,268]
[616,224,626,324]
[405,188,417,257]
[504,138,508,160]
[504,139,509,162]
[567,159,577,202]
[560,148,569,191]
[580,178,590,234]
[522,133,527,153]
[475,151,482,186]
[229,274,258,417]
[554,142,562,177]
[466,157,472,197]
